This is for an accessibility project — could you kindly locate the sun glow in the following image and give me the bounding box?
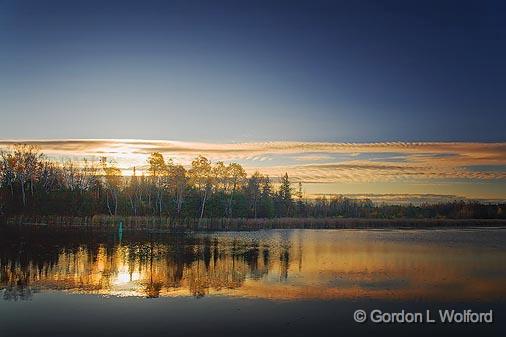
[1,139,505,200]
[113,270,141,285]
[3,231,506,301]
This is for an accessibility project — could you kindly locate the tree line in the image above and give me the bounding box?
[0,145,504,219]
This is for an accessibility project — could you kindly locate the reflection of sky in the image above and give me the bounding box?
[2,230,506,301]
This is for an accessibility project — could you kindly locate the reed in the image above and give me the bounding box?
[2,215,506,231]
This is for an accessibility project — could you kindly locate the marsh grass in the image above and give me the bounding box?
[3,215,506,231]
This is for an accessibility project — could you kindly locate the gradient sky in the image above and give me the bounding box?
[1,1,505,201]
[1,0,505,141]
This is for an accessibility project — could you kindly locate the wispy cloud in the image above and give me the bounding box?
[255,161,506,183]
[1,139,505,184]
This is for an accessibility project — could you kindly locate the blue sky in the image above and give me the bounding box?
[1,0,505,142]
[0,1,505,200]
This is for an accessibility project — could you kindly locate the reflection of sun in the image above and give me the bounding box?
[113,271,141,285]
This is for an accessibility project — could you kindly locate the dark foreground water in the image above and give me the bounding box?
[1,228,505,337]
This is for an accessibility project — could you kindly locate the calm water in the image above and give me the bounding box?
[1,228,505,336]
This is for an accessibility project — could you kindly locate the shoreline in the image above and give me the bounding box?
[2,215,506,231]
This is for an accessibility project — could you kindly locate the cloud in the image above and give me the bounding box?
[247,160,506,183]
[293,154,336,162]
[1,139,504,159]
[0,139,505,183]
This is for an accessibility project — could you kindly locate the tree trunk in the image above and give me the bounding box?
[106,193,113,216]
[227,193,234,217]
[199,189,207,221]
[20,180,26,207]
[158,190,163,216]
[129,195,137,216]
[112,190,118,216]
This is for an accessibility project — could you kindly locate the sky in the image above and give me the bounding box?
[0,0,505,201]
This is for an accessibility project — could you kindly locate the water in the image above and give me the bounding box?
[1,228,505,336]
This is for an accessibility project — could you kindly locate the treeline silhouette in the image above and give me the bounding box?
[0,144,504,220]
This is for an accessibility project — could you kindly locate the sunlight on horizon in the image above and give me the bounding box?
[0,138,505,201]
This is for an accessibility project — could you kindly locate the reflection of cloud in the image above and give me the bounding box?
[0,139,505,183]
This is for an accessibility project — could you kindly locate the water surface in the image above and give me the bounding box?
[1,228,505,336]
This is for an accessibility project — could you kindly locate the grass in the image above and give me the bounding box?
[2,215,506,231]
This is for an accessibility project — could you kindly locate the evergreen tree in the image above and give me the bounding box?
[0,144,504,221]
[277,173,293,217]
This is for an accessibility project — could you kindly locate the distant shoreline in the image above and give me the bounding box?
[2,215,506,231]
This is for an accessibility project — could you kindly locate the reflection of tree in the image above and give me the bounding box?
[263,245,270,268]
[243,242,269,280]
[279,245,290,281]
[144,240,161,298]
[145,281,163,298]
[202,237,212,271]
[0,230,289,299]
[297,232,303,272]
[2,272,33,301]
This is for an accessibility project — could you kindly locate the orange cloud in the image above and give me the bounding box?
[1,139,505,183]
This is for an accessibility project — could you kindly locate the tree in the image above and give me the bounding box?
[126,167,139,216]
[0,145,43,209]
[258,175,274,218]
[277,173,293,217]
[188,156,213,221]
[147,152,167,216]
[0,150,16,198]
[246,172,262,218]
[226,163,246,217]
[169,164,187,216]
[296,182,305,216]
[1,144,505,221]
[212,161,228,192]
[147,152,166,177]
[100,158,122,216]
